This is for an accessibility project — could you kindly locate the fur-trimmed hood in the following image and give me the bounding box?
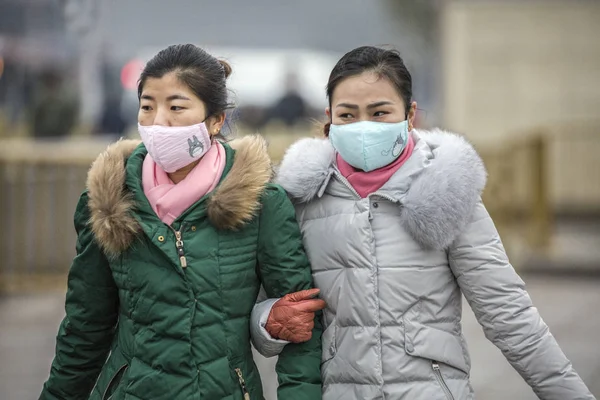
[86,135,272,257]
[276,129,487,250]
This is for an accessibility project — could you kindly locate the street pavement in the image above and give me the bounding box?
[1,274,598,400]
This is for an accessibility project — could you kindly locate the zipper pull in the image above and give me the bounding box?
[178,250,187,268]
[235,368,250,400]
[174,231,187,268]
[432,362,440,371]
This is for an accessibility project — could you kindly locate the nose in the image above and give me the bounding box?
[152,107,171,126]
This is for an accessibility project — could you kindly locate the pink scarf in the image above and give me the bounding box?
[142,141,227,225]
[336,135,415,198]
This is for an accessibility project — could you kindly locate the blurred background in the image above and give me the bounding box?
[0,0,599,399]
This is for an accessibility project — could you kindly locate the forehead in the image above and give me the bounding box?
[140,72,196,98]
[332,71,403,105]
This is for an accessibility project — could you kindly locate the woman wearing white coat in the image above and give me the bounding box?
[251,46,594,400]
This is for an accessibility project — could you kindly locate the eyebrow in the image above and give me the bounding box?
[366,101,394,109]
[335,103,359,109]
[335,101,394,109]
[140,94,191,101]
[167,94,191,101]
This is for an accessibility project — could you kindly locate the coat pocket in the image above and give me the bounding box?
[403,319,469,375]
[321,322,337,364]
[102,363,128,400]
[432,361,455,400]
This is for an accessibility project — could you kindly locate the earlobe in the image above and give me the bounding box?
[206,113,226,136]
[211,124,221,137]
[216,122,225,136]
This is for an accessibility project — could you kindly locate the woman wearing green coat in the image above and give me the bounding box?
[39,44,323,400]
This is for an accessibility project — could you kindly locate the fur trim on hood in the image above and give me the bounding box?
[276,129,487,250]
[86,135,272,257]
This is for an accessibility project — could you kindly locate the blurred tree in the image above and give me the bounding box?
[29,69,79,138]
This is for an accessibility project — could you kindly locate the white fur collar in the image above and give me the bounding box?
[276,129,487,250]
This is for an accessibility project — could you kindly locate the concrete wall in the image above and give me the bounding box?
[440,0,600,212]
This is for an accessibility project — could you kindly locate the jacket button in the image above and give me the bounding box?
[372,202,379,208]
[405,343,414,353]
[191,226,197,231]
[157,236,165,242]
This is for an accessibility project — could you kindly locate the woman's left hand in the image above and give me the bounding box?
[265,289,326,343]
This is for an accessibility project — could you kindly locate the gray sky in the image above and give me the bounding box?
[102,0,408,58]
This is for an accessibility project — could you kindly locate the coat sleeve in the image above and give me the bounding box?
[448,201,594,400]
[250,297,290,358]
[257,184,322,400]
[39,192,119,400]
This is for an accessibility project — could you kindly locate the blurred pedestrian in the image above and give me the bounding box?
[253,46,595,400]
[97,96,126,137]
[29,69,78,139]
[263,71,308,128]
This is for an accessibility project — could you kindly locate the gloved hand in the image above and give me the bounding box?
[265,288,326,343]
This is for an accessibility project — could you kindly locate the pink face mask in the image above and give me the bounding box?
[138,122,212,173]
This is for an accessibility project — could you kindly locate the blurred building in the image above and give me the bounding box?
[440,0,600,215]
[441,0,600,141]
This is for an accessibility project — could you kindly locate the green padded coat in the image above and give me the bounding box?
[39,135,322,400]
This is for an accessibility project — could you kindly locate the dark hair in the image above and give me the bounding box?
[324,46,412,136]
[138,44,233,121]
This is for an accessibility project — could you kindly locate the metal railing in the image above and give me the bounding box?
[479,133,551,265]
[1,127,598,292]
[0,139,110,292]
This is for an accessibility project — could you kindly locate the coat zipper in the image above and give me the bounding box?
[373,193,400,203]
[332,171,361,199]
[168,223,187,268]
[334,170,379,219]
[432,362,455,400]
[234,368,251,400]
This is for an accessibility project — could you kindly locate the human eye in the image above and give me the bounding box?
[373,111,389,117]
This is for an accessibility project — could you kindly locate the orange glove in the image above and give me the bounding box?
[265,288,327,343]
